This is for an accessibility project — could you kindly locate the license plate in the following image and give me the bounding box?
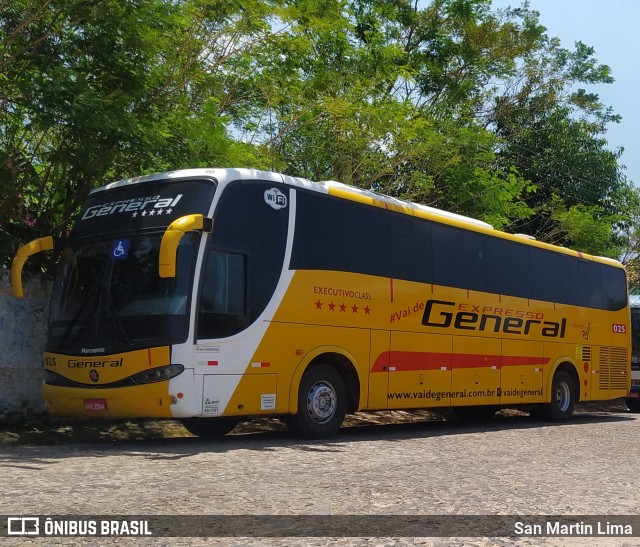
[84,399,107,412]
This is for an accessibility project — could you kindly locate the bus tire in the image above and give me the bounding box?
[287,364,347,439]
[626,399,640,413]
[181,417,239,438]
[540,370,576,422]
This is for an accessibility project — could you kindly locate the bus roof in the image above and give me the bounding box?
[92,167,625,270]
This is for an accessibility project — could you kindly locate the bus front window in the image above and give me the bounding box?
[48,233,199,353]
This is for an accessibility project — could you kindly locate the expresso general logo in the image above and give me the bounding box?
[421,299,567,338]
[81,194,183,220]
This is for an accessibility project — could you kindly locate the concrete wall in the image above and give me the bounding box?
[0,270,51,417]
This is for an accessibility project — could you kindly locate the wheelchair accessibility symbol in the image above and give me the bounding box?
[111,239,131,260]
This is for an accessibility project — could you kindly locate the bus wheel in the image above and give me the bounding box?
[181,417,239,438]
[540,370,576,422]
[626,399,640,413]
[288,365,347,439]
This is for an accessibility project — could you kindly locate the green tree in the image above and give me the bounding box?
[0,0,277,269]
[1,0,631,270]
[488,19,629,255]
[259,0,543,229]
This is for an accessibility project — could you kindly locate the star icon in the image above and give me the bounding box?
[328,302,336,311]
[339,303,346,312]
[351,304,358,314]
[315,300,323,310]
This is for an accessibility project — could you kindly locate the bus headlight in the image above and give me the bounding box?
[44,369,78,387]
[131,364,184,385]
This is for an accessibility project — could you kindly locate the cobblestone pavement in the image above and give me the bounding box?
[1,407,639,546]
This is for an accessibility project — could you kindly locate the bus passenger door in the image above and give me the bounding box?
[500,340,545,404]
[451,336,501,406]
[368,330,390,409]
[386,332,452,408]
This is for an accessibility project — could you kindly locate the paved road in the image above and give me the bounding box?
[1,406,639,546]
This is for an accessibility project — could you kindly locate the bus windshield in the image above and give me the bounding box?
[47,232,199,354]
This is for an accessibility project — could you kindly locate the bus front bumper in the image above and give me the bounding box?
[42,383,175,418]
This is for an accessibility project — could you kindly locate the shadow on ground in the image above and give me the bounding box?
[0,398,633,447]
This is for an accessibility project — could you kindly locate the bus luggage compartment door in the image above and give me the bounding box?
[500,340,544,404]
[202,373,277,416]
[451,336,501,406]
[386,332,452,408]
[368,330,390,409]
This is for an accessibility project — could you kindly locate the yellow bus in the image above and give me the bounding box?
[12,168,631,438]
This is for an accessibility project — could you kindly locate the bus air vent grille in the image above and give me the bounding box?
[598,346,628,390]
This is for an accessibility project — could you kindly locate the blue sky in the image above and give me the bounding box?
[490,0,640,186]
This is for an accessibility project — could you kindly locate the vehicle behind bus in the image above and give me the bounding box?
[626,295,640,412]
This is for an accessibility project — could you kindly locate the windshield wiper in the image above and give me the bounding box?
[98,263,131,348]
[59,282,102,349]
[58,258,131,350]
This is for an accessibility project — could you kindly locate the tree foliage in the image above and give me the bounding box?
[1,0,635,272]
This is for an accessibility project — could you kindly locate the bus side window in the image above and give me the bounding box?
[482,236,529,298]
[569,259,603,309]
[202,180,289,336]
[529,248,569,304]
[602,266,628,311]
[432,223,485,292]
[197,250,248,338]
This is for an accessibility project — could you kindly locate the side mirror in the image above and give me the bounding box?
[11,236,56,298]
[159,214,213,278]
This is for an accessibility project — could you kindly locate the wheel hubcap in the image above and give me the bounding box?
[306,381,337,424]
[555,381,571,412]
